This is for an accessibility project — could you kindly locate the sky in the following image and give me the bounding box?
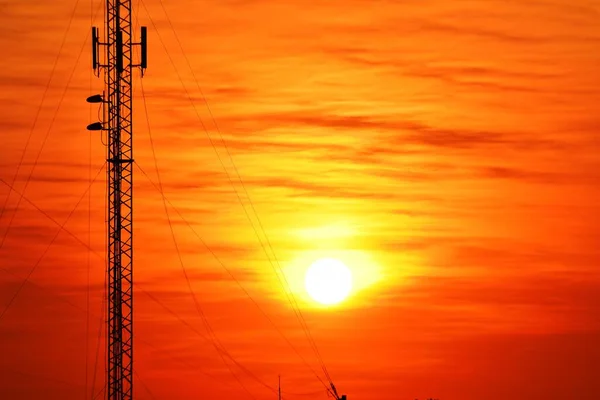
[0,0,599,399]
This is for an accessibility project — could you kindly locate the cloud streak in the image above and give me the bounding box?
[1,0,599,399]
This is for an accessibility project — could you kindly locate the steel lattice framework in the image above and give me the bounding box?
[106,1,133,398]
[88,0,146,398]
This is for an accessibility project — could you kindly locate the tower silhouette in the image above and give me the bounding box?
[87,0,147,398]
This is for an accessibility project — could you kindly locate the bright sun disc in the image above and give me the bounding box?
[304,258,352,305]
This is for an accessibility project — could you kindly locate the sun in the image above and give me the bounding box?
[304,258,353,305]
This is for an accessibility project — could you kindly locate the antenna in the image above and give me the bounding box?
[91,27,99,71]
[140,26,147,71]
[330,383,347,400]
[86,0,147,398]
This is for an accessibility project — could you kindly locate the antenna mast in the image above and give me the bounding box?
[87,0,147,398]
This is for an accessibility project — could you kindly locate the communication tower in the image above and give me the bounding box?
[86,0,147,398]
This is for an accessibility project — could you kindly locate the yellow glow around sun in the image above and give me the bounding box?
[304,258,352,305]
[280,249,383,308]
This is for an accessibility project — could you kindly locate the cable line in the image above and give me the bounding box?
[0,178,265,398]
[139,75,257,400]
[0,0,82,230]
[0,163,106,322]
[140,1,338,395]
[0,0,103,251]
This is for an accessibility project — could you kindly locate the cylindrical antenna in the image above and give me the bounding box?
[92,27,98,69]
[141,26,147,69]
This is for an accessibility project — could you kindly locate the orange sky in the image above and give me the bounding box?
[1,0,599,399]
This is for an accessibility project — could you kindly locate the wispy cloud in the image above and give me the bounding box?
[1,0,599,398]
